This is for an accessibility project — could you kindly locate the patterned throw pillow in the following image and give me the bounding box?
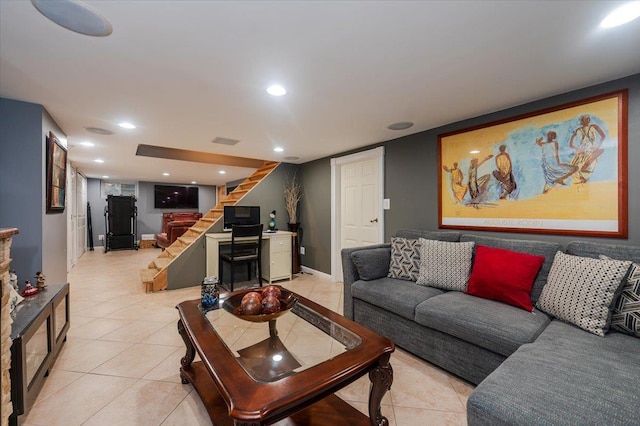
[537,252,631,337]
[600,256,640,337]
[416,239,475,291]
[388,237,421,281]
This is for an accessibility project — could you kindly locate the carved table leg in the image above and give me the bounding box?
[177,319,195,384]
[368,354,393,426]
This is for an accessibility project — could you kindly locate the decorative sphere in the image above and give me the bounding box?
[262,285,282,300]
[262,295,281,314]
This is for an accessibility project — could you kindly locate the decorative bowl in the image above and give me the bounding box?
[222,287,298,323]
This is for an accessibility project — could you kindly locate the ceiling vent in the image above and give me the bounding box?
[212,137,240,146]
[84,127,114,135]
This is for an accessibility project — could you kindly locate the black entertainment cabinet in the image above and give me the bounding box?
[9,283,70,426]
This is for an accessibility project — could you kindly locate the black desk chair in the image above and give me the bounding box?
[219,224,263,291]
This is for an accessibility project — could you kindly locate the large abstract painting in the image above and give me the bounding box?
[438,90,627,238]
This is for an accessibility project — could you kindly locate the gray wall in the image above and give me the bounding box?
[0,98,67,285]
[299,73,640,274]
[210,163,300,233]
[87,178,216,247]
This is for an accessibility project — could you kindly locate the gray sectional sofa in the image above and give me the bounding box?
[341,229,640,425]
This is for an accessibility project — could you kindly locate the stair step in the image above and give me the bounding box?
[189,226,207,234]
[153,257,172,269]
[199,217,216,222]
[178,236,196,245]
[140,268,157,282]
[165,246,183,257]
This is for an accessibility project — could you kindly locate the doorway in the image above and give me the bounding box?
[330,147,384,282]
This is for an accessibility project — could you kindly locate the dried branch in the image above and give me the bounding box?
[283,172,302,223]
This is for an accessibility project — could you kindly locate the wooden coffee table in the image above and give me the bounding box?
[176,287,395,425]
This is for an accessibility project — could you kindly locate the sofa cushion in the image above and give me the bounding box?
[396,229,461,241]
[415,292,550,357]
[350,248,391,281]
[537,251,631,336]
[460,234,561,303]
[601,257,640,337]
[387,237,420,281]
[351,278,444,321]
[416,239,475,291]
[468,320,640,426]
[465,245,545,312]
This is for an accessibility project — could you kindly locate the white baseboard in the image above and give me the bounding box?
[300,266,334,282]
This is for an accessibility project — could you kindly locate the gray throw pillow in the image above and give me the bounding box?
[351,248,391,281]
[600,255,639,338]
[388,237,420,281]
[537,251,631,336]
[416,239,475,291]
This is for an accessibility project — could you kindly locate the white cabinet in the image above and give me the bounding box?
[262,232,292,284]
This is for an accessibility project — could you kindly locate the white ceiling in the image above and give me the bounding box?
[1,1,639,186]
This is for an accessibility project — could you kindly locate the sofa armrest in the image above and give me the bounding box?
[341,243,391,320]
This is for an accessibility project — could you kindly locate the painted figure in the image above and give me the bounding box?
[569,115,606,184]
[468,154,493,201]
[536,131,578,193]
[492,145,517,199]
[442,162,467,203]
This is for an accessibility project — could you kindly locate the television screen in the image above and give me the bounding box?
[154,185,199,209]
[223,205,260,230]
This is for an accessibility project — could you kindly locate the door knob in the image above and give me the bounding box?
[370,218,378,223]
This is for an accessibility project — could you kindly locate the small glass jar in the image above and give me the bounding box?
[201,275,219,311]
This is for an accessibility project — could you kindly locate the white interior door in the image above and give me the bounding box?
[341,159,380,249]
[331,147,384,282]
[67,164,77,271]
[75,173,87,260]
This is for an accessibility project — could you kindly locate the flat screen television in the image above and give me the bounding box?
[154,185,199,209]
[223,205,260,231]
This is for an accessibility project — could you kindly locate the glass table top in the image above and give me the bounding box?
[201,296,362,383]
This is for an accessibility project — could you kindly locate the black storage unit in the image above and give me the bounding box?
[10,284,70,426]
[104,195,138,252]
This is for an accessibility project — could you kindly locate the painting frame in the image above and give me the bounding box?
[46,131,67,214]
[438,90,628,238]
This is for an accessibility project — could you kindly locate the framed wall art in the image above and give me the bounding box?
[438,90,628,238]
[46,131,67,213]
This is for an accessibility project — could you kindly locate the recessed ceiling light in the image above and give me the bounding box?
[601,1,640,28]
[469,150,480,154]
[274,147,284,152]
[267,85,286,96]
[162,172,170,176]
[102,175,109,179]
[219,170,226,175]
[94,159,104,163]
[118,122,136,129]
[387,122,414,130]
[80,141,95,147]
[191,181,197,185]
[31,0,113,37]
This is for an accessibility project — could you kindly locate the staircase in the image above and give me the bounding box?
[140,161,280,292]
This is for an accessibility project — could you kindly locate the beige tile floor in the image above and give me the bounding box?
[22,248,474,425]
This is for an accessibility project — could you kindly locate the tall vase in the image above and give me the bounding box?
[287,223,301,274]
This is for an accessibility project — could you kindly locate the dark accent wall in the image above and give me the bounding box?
[0,98,67,285]
[86,178,216,247]
[299,74,640,274]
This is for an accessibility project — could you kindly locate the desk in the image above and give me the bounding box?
[206,231,293,284]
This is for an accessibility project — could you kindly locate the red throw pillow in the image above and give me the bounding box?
[465,245,545,311]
